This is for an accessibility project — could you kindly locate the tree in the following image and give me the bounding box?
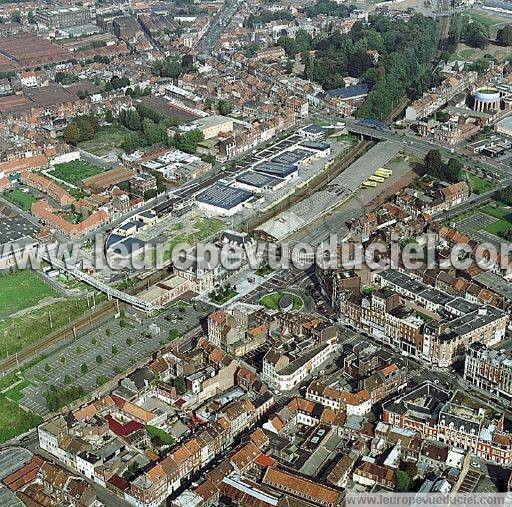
[463,21,489,48]
[81,363,88,374]
[424,149,443,176]
[10,11,21,23]
[96,354,103,364]
[173,129,204,154]
[497,25,512,46]
[122,132,140,154]
[143,189,158,200]
[64,374,73,385]
[445,158,463,183]
[63,123,80,145]
[396,470,414,492]
[218,100,232,116]
[112,345,119,355]
[497,185,512,205]
[126,336,134,346]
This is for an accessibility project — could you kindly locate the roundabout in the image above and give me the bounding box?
[259,291,304,312]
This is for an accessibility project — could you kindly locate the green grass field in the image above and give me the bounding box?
[466,173,496,195]
[4,378,33,402]
[50,160,103,186]
[79,125,132,156]
[0,271,58,316]
[463,10,505,27]
[0,297,92,359]
[481,202,512,235]
[260,291,303,311]
[3,189,37,212]
[0,396,42,443]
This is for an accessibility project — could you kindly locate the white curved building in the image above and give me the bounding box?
[474,87,501,112]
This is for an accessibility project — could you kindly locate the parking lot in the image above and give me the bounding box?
[455,212,504,249]
[19,303,206,415]
[0,201,40,245]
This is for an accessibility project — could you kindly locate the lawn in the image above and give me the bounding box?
[50,160,103,186]
[481,202,512,236]
[192,218,224,239]
[0,396,42,443]
[4,378,33,402]
[0,271,58,316]
[0,297,91,359]
[464,10,506,28]
[260,291,303,311]
[3,189,37,212]
[78,124,132,157]
[146,425,175,447]
[466,173,496,195]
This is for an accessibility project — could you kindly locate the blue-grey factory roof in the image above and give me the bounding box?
[235,170,283,189]
[300,141,330,152]
[253,161,298,178]
[271,148,311,166]
[196,183,253,209]
[302,124,325,134]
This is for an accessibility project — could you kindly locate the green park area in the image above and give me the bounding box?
[260,291,303,311]
[465,173,496,195]
[464,10,506,28]
[50,160,103,186]
[79,125,132,157]
[3,189,37,212]
[0,271,58,316]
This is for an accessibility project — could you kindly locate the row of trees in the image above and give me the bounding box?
[304,0,355,18]
[424,149,463,183]
[446,14,489,51]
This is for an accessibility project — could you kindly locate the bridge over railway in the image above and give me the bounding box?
[41,253,155,313]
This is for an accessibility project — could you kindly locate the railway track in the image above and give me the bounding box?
[0,300,119,373]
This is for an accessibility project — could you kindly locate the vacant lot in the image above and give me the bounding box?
[0,271,57,316]
[3,189,37,212]
[463,10,510,28]
[50,160,103,186]
[0,297,91,359]
[0,396,42,443]
[466,173,496,195]
[79,125,132,157]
